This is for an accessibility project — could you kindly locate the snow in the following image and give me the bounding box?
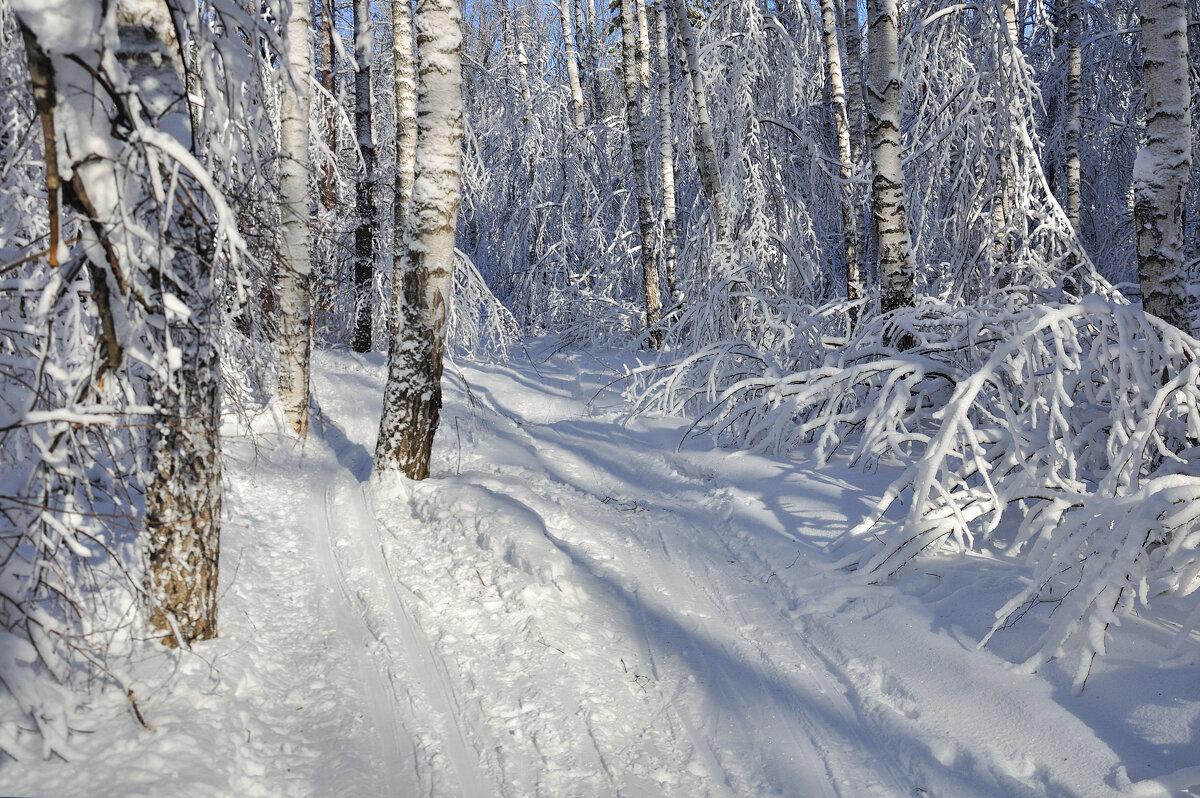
[5,342,1200,796]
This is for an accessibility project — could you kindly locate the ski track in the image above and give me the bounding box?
[311,483,412,797]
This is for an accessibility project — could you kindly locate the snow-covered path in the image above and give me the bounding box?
[6,344,1198,797]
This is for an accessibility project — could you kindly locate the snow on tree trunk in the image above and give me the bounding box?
[279,0,314,438]
[375,0,464,479]
[820,0,863,313]
[503,13,532,125]
[621,0,663,346]
[558,0,586,130]
[391,0,418,341]
[1134,0,1192,330]
[671,0,730,245]
[116,0,222,645]
[1065,0,1082,232]
[17,0,224,647]
[654,0,679,305]
[866,0,915,318]
[352,0,377,352]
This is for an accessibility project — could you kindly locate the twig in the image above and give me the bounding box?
[127,690,151,730]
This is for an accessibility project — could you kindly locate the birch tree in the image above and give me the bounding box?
[671,0,730,245]
[843,0,865,165]
[653,0,679,303]
[391,0,418,340]
[376,0,464,478]
[1065,0,1082,232]
[15,0,226,646]
[621,0,664,344]
[865,0,915,317]
[1134,0,1192,330]
[279,0,315,438]
[557,0,586,129]
[352,0,377,352]
[820,0,863,311]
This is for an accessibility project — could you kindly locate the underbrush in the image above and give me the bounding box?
[634,287,1200,688]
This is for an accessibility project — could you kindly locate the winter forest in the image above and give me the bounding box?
[3,0,1200,793]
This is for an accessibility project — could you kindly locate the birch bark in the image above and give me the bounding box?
[635,0,652,91]
[1134,0,1191,330]
[391,0,417,339]
[1065,0,1082,232]
[621,0,663,345]
[375,0,464,478]
[352,0,377,352]
[320,0,338,211]
[866,0,915,317]
[558,0,586,129]
[15,0,224,644]
[820,0,862,310]
[654,0,679,303]
[842,0,865,165]
[279,0,314,438]
[671,0,729,244]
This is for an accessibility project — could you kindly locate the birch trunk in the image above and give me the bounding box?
[352,0,377,352]
[654,0,679,303]
[1135,0,1192,330]
[17,0,223,644]
[820,0,862,310]
[375,0,464,478]
[621,0,663,345]
[1065,0,1082,231]
[279,0,314,438]
[320,0,338,210]
[671,0,730,244]
[503,12,532,124]
[993,0,1020,267]
[120,2,223,645]
[558,0,586,129]
[635,0,652,91]
[842,0,866,165]
[866,0,915,317]
[391,0,417,340]
[579,0,604,116]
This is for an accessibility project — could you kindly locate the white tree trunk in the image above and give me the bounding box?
[671,0,729,244]
[820,0,862,310]
[1134,0,1192,330]
[1065,0,1082,232]
[621,0,663,345]
[375,0,464,478]
[558,0,586,129]
[866,0,915,317]
[635,0,652,91]
[992,0,1020,268]
[279,0,314,438]
[391,0,418,343]
[654,0,679,304]
[842,0,865,166]
[352,0,377,352]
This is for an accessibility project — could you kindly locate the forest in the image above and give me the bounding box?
[2,0,1200,793]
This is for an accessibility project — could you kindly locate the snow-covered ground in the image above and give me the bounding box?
[5,343,1200,797]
